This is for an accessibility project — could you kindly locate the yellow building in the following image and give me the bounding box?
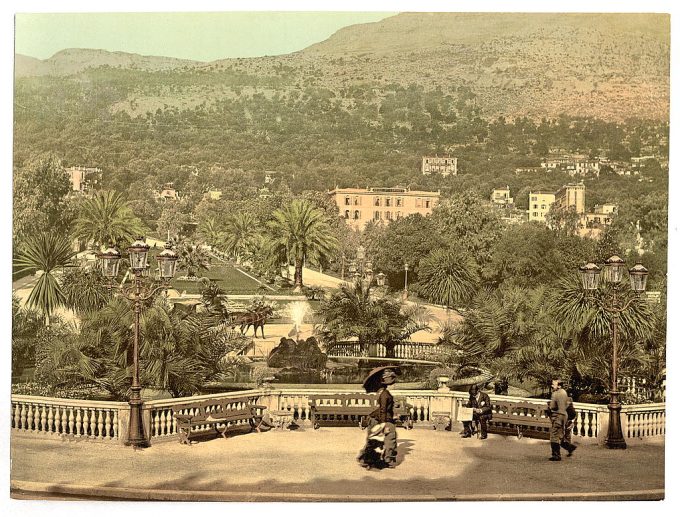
[528,191,555,223]
[329,187,440,230]
[491,186,513,207]
[554,183,586,215]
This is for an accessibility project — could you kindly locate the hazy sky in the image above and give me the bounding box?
[15,12,394,62]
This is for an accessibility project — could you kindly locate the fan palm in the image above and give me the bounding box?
[176,241,211,278]
[413,248,479,309]
[197,216,224,248]
[268,199,338,290]
[14,232,76,326]
[223,212,258,263]
[72,190,146,250]
[60,265,112,316]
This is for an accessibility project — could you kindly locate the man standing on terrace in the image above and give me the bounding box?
[548,378,575,461]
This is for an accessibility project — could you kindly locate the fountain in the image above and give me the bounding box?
[287,301,310,342]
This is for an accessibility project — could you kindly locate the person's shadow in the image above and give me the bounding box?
[395,439,415,466]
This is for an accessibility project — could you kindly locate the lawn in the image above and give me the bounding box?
[171,263,282,295]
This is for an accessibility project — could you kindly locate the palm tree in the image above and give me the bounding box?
[14,232,76,326]
[319,282,429,354]
[197,216,224,248]
[60,265,112,316]
[223,213,258,263]
[176,240,211,278]
[73,190,146,250]
[268,199,338,290]
[413,248,479,309]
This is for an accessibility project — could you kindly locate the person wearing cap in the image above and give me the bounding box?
[358,368,398,468]
[548,378,575,461]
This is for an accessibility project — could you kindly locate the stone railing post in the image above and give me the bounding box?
[597,408,609,446]
[118,405,131,445]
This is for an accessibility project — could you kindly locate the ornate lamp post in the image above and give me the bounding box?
[578,255,648,449]
[98,239,178,448]
[403,263,410,300]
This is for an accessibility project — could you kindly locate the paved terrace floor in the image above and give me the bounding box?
[10,427,664,502]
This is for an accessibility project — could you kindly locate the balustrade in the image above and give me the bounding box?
[11,396,125,441]
[11,389,664,446]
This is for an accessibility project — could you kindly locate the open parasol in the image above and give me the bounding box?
[362,365,402,393]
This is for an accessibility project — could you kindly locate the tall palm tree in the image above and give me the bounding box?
[13,232,76,326]
[413,248,479,309]
[223,212,258,263]
[73,190,146,250]
[268,199,338,290]
[197,216,224,248]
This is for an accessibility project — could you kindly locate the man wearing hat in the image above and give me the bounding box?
[358,366,399,468]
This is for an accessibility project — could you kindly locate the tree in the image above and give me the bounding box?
[268,199,338,290]
[72,191,146,250]
[223,212,259,263]
[319,282,428,354]
[13,155,73,246]
[13,232,76,326]
[60,265,112,316]
[11,294,43,377]
[176,241,211,278]
[413,248,479,309]
[545,205,581,236]
[197,216,224,248]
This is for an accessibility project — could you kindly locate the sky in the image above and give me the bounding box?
[15,12,394,62]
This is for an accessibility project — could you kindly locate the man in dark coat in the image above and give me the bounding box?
[548,378,576,461]
[462,384,493,439]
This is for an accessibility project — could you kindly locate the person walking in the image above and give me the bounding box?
[548,378,576,461]
[561,393,578,457]
[462,384,492,439]
[358,366,399,469]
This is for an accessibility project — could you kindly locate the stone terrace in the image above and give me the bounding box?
[10,427,664,502]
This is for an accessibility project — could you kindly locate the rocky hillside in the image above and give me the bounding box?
[297,12,670,121]
[14,48,201,77]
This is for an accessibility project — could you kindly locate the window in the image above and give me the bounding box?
[354,210,360,220]
[345,197,351,206]
[533,212,538,217]
[396,211,402,219]
[533,204,538,209]
[344,210,350,219]
[374,197,381,207]
[425,199,431,208]
[416,198,422,208]
[541,204,546,210]
[531,196,537,201]
[354,197,360,206]
[385,211,392,220]
[385,197,392,207]
[374,211,381,221]
[396,198,403,207]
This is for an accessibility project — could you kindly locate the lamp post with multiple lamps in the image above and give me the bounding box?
[98,238,179,448]
[578,255,649,450]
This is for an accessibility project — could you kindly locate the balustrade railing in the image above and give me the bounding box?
[11,389,664,446]
[327,341,445,361]
[11,395,126,442]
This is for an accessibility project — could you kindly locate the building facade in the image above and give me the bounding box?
[554,183,586,215]
[422,155,457,176]
[329,187,440,230]
[490,186,514,208]
[528,191,555,223]
[66,166,102,193]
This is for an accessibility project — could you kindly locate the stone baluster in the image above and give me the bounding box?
[40,405,47,433]
[68,407,75,435]
[105,411,113,439]
[47,406,54,434]
[19,404,27,430]
[76,408,83,436]
[26,404,34,431]
[96,409,104,439]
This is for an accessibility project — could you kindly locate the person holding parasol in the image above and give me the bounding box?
[357,365,401,469]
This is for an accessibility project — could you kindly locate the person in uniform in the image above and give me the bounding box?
[358,367,398,468]
[548,378,576,461]
[462,384,492,439]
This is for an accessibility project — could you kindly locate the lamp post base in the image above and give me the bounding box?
[604,391,627,450]
[125,396,150,449]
